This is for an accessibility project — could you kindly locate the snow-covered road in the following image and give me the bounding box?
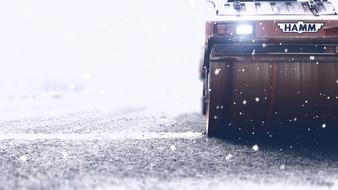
[1,0,338,189]
[1,103,338,190]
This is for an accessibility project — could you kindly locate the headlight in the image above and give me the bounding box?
[213,22,254,37]
[236,24,253,35]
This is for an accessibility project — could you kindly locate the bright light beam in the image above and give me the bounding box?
[236,24,253,35]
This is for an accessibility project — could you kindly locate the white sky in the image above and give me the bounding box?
[0,0,337,99]
[0,0,205,96]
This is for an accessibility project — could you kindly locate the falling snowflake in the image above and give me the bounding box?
[20,155,28,162]
[322,123,327,129]
[69,84,75,90]
[225,154,233,161]
[214,68,221,75]
[83,73,92,80]
[309,56,315,61]
[252,145,259,151]
[255,97,260,102]
[161,25,167,32]
[280,164,286,170]
[61,152,68,158]
[170,145,176,151]
[242,100,247,105]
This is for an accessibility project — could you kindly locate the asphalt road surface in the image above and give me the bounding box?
[1,106,338,190]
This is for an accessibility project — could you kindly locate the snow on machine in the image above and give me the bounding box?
[201,0,338,140]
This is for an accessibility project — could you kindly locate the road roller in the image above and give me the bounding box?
[201,0,338,140]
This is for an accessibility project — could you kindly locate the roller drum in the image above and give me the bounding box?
[207,55,338,139]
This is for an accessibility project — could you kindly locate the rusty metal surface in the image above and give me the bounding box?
[207,55,338,138]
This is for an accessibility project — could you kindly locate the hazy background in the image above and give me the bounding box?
[1,1,337,119]
[0,0,205,119]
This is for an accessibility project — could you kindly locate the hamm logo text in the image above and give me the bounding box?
[277,21,324,34]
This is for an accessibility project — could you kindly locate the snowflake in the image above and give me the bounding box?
[214,68,221,75]
[62,152,68,158]
[322,123,327,129]
[252,145,259,151]
[280,164,286,170]
[225,154,233,161]
[83,73,92,80]
[20,155,28,162]
[170,145,176,151]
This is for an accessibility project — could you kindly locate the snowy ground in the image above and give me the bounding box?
[1,0,338,189]
[1,97,338,190]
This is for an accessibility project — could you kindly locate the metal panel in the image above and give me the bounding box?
[216,1,336,16]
